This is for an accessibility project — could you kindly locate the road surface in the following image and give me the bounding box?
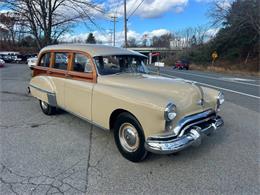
[0,64,259,194]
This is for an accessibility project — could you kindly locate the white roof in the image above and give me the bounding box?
[41,44,146,57]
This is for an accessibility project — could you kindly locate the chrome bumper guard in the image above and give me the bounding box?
[145,115,224,154]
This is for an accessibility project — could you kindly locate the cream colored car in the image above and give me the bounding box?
[29,44,224,162]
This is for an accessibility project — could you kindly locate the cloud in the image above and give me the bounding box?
[60,28,171,46]
[145,29,171,37]
[108,0,188,18]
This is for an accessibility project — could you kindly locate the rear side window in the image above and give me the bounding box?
[73,53,92,72]
[39,53,50,67]
[53,52,68,70]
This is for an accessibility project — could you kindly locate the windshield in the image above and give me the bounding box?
[94,55,148,75]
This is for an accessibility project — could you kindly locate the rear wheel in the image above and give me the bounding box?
[39,100,56,115]
[113,113,148,162]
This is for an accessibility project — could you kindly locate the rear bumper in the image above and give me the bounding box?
[145,115,224,154]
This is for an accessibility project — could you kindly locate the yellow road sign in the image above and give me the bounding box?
[212,51,218,60]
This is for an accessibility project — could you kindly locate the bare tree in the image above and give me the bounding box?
[208,0,231,27]
[128,38,137,47]
[209,0,259,35]
[174,25,212,49]
[0,12,17,44]
[0,0,105,49]
[151,33,172,48]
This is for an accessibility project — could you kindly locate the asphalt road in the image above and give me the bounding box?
[0,63,259,194]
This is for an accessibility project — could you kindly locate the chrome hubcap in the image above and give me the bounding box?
[119,123,140,152]
[41,101,48,110]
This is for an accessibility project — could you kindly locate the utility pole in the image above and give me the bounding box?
[124,0,127,48]
[111,16,117,46]
[109,30,113,46]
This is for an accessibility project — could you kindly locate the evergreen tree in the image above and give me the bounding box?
[86,33,96,44]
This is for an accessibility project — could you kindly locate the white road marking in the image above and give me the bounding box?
[220,77,256,82]
[155,72,260,100]
[165,69,260,87]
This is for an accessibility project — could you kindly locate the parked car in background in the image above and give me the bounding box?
[0,59,5,67]
[0,54,13,63]
[29,44,224,162]
[174,59,190,70]
[27,57,38,69]
[13,55,23,63]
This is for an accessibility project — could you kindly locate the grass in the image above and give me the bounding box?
[190,62,260,77]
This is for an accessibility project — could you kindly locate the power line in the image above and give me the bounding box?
[127,0,140,17]
[114,0,121,17]
[127,0,145,20]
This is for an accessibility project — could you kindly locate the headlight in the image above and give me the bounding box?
[164,102,177,121]
[216,92,224,111]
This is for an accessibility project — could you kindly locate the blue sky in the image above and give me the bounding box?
[77,0,211,34]
[68,0,215,44]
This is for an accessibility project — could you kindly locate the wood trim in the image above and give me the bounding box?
[50,52,55,68]
[68,52,74,71]
[33,49,98,83]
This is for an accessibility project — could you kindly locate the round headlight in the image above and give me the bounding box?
[164,103,177,121]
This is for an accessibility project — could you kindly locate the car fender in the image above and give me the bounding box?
[29,76,57,106]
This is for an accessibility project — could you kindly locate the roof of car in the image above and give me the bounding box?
[40,44,146,58]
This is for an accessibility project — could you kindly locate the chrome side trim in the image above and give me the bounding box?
[29,84,55,94]
[193,82,204,106]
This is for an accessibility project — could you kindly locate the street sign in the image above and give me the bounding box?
[212,51,218,60]
[155,62,164,67]
[211,51,218,65]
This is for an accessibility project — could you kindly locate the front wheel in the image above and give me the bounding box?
[39,100,56,115]
[114,113,148,162]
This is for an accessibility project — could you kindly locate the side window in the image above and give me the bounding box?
[39,53,50,67]
[53,52,68,70]
[73,53,92,73]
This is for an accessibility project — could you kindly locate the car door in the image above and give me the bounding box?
[64,52,96,121]
[48,52,70,108]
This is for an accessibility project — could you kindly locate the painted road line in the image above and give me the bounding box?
[155,72,260,100]
[165,69,260,87]
[220,77,257,82]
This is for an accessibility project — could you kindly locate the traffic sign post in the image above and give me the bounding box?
[153,52,162,75]
[155,62,164,75]
[211,51,218,65]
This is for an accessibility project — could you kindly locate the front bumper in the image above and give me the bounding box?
[145,113,224,154]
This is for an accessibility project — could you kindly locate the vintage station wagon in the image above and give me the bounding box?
[29,44,224,162]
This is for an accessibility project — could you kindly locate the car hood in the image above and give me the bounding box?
[98,73,205,115]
